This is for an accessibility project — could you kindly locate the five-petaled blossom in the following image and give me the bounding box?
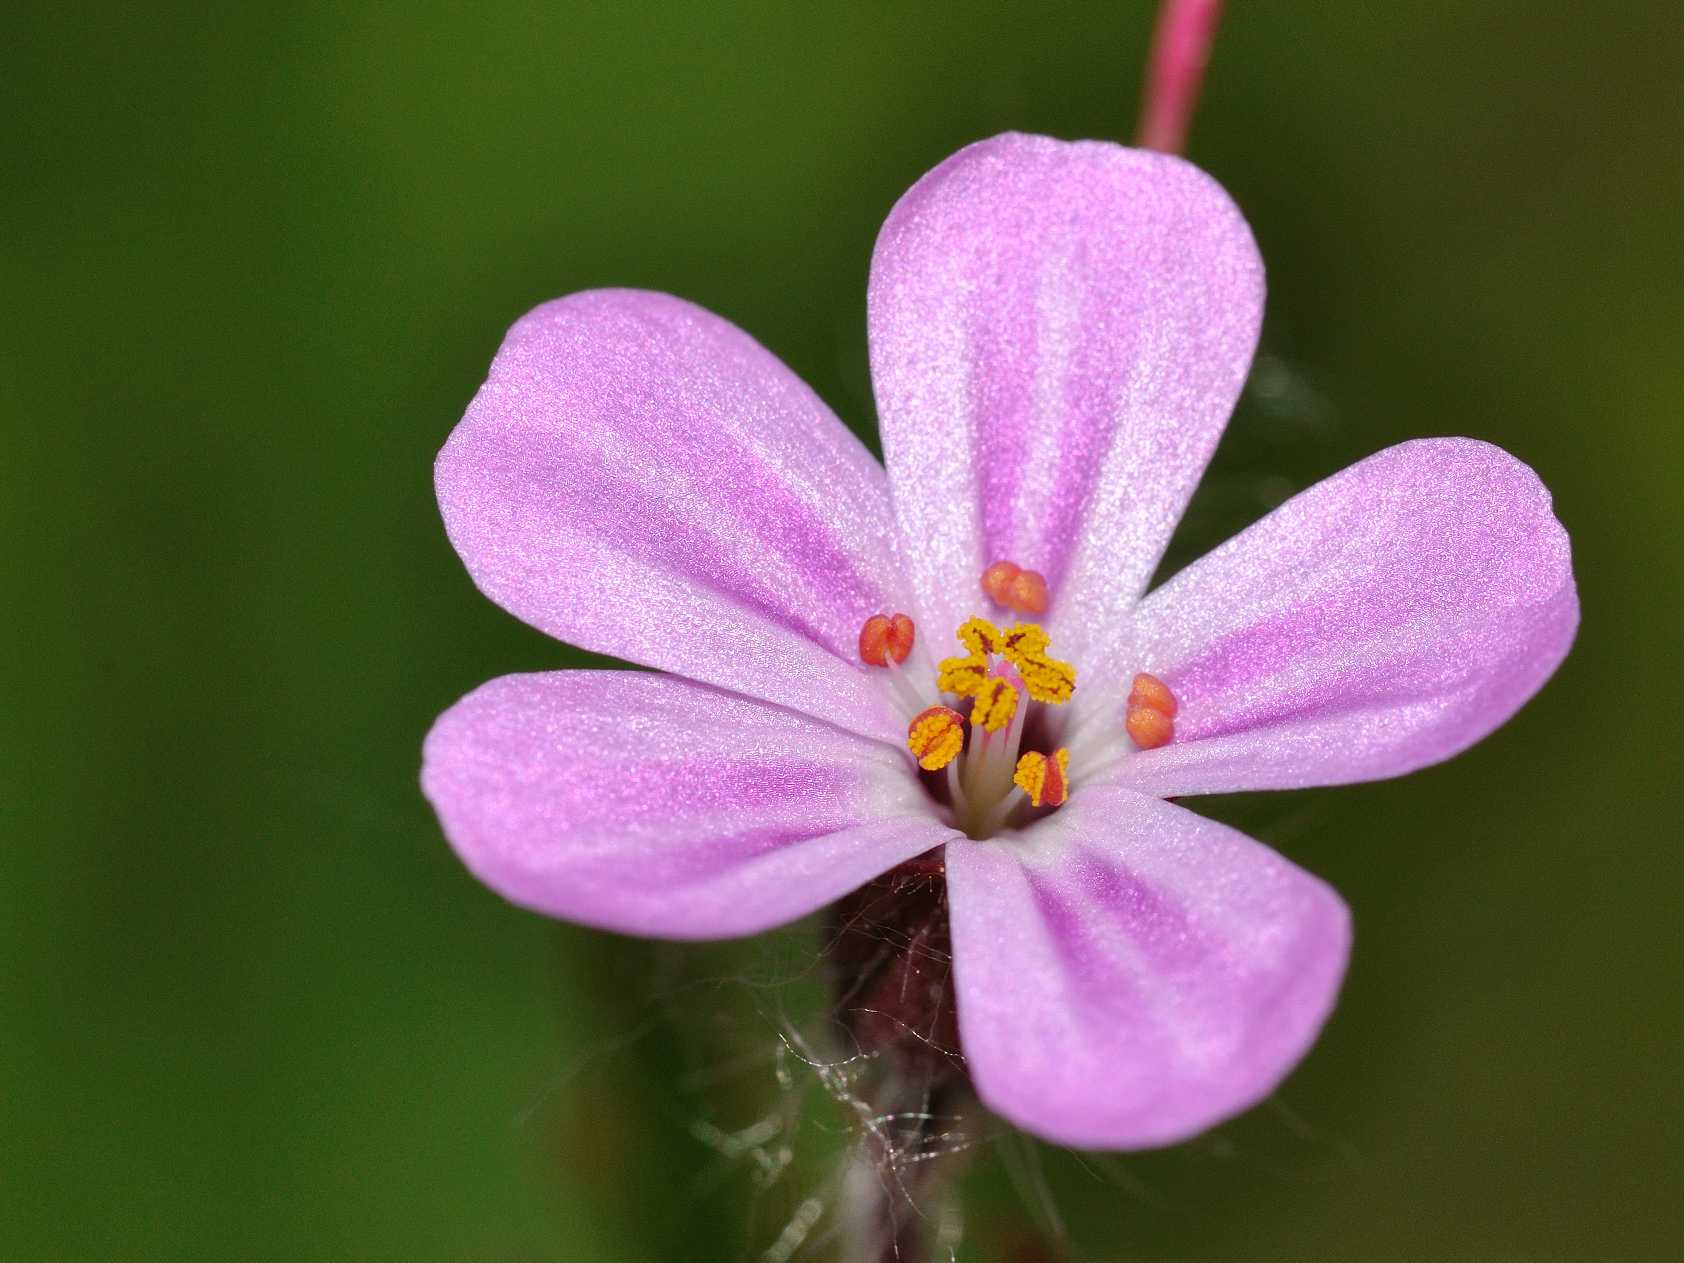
[422,134,1578,1148]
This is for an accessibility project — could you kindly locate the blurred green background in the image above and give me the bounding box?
[6,2,1681,1259]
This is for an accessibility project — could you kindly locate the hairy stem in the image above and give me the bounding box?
[826,853,974,1262]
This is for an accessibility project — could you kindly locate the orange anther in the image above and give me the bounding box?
[1126,705,1174,750]
[1127,672,1178,717]
[981,560,1021,606]
[907,705,966,771]
[859,612,915,666]
[1007,569,1049,616]
[982,560,1050,615]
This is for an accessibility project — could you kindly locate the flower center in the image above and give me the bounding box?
[859,563,1181,839]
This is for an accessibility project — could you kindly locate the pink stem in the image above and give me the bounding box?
[1135,0,1226,153]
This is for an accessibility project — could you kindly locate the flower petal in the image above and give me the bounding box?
[437,289,910,742]
[946,789,1349,1149]
[1091,439,1578,797]
[868,133,1262,657]
[421,671,952,939]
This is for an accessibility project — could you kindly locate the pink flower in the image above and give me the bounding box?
[422,134,1578,1149]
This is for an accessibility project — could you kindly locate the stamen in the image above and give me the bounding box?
[955,616,1003,658]
[930,616,1078,835]
[980,559,1051,616]
[980,560,1020,605]
[936,617,1002,697]
[1007,569,1049,616]
[1125,671,1178,749]
[1001,621,1051,655]
[1000,623,1076,705]
[969,677,1019,733]
[907,705,966,771]
[1125,707,1173,749]
[1128,672,1178,717]
[1013,748,1071,808]
[858,612,915,666]
[936,655,987,697]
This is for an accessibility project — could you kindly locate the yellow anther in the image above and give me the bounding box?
[907,705,966,771]
[1013,752,1046,804]
[936,653,988,697]
[969,677,1019,733]
[1015,654,1077,705]
[936,617,1000,697]
[938,617,1075,705]
[1013,747,1071,808]
[1001,622,1050,656]
[999,622,1077,705]
[955,616,1003,657]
